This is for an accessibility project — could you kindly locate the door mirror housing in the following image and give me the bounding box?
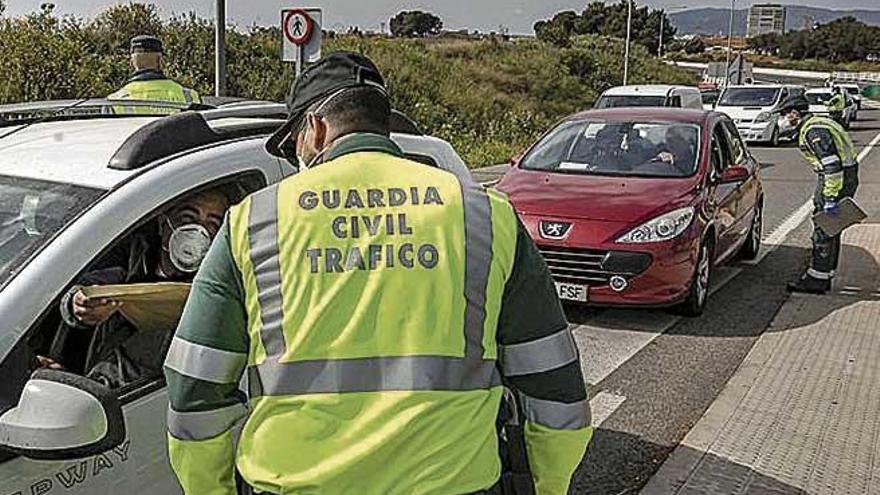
[509,153,523,167]
[0,369,125,460]
[720,166,750,184]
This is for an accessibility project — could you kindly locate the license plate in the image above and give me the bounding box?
[555,282,588,302]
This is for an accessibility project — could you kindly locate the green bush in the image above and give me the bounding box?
[0,5,697,167]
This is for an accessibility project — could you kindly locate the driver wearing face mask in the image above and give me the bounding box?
[40,189,228,388]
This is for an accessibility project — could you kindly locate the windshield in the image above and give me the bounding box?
[0,176,104,289]
[596,95,668,109]
[718,88,781,107]
[805,92,832,105]
[521,120,701,178]
[843,87,859,96]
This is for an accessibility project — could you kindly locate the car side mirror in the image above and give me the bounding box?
[720,166,750,184]
[0,369,125,460]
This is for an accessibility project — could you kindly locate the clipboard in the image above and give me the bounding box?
[812,198,867,237]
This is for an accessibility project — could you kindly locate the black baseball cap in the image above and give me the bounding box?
[266,51,388,159]
[130,35,164,54]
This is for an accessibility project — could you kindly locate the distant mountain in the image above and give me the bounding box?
[669,5,880,36]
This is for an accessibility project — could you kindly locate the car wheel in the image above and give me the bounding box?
[677,239,712,317]
[738,201,763,260]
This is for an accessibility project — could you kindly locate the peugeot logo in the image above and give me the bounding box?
[539,221,573,240]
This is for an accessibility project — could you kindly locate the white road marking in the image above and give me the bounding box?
[589,391,627,427]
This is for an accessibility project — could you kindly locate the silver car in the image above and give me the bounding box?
[0,100,470,494]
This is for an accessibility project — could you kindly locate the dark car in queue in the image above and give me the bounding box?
[496,108,763,316]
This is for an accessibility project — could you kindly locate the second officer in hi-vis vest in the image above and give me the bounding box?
[781,101,860,294]
[163,52,592,495]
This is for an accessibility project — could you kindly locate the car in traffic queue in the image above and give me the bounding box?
[0,100,471,494]
[496,108,763,316]
[805,87,859,127]
[714,84,805,146]
[595,85,704,110]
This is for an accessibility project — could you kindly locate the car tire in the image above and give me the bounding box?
[738,200,763,260]
[676,239,713,317]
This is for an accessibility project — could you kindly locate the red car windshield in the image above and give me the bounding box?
[521,120,701,178]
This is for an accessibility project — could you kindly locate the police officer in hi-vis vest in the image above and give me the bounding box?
[108,35,200,106]
[781,101,860,294]
[163,52,592,495]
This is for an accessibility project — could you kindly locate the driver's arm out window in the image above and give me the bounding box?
[14,172,267,399]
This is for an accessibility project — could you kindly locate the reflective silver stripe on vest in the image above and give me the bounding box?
[521,395,591,430]
[166,403,247,441]
[245,175,497,395]
[500,327,577,377]
[460,180,493,361]
[248,356,501,397]
[248,185,286,359]
[164,337,247,384]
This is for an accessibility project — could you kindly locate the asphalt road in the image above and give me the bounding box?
[553,107,880,495]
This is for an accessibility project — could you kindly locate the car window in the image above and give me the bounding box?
[4,171,268,413]
[718,88,781,107]
[668,95,683,108]
[710,126,733,178]
[595,95,668,108]
[0,177,105,291]
[521,119,701,178]
[721,119,747,165]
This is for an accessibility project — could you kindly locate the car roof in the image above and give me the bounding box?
[0,117,158,189]
[568,107,711,124]
[602,85,696,96]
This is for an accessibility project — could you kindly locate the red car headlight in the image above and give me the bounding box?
[616,207,695,244]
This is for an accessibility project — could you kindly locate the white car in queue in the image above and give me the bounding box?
[714,84,805,146]
[0,100,470,494]
[805,87,859,127]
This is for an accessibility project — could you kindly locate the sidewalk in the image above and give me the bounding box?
[642,183,880,491]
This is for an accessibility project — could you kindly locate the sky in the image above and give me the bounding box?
[5,0,880,34]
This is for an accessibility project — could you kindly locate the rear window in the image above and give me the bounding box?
[595,95,668,109]
[0,176,104,290]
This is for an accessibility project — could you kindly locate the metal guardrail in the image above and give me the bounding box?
[831,72,880,84]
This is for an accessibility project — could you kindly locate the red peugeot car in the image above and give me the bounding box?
[496,108,763,315]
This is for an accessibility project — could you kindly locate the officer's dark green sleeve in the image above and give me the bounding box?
[163,219,249,495]
[497,220,592,495]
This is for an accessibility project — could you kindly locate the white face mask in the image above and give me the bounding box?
[164,217,211,273]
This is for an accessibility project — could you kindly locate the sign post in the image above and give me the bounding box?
[282,8,322,78]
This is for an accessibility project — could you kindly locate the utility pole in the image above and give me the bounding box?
[215,0,226,97]
[623,0,633,85]
[658,13,665,58]
[724,0,736,87]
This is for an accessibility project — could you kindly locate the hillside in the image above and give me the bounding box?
[670,5,880,36]
[0,5,696,167]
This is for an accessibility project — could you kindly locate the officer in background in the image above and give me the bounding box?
[163,52,592,495]
[782,102,859,294]
[826,86,847,125]
[108,35,200,105]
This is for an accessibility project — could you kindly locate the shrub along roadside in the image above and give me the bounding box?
[0,5,697,167]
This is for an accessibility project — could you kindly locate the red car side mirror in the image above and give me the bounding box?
[720,166,750,183]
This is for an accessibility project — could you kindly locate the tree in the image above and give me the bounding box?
[683,37,706,55]
[389,11,442,38]
[534,1,676,54]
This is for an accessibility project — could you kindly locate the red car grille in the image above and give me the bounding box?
[538,246,612,287]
